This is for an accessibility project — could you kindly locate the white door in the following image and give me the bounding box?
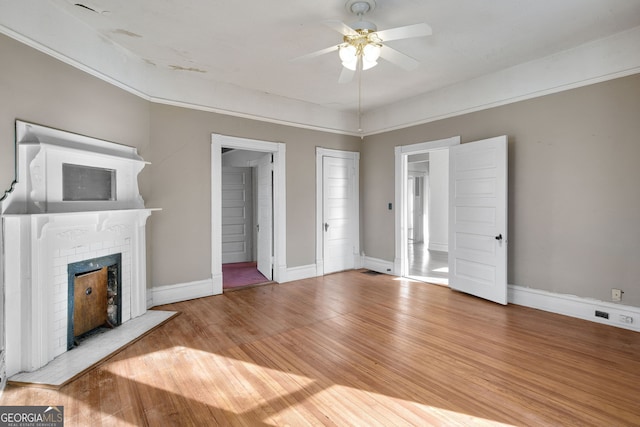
[256,154,273,280]
[221,167,252,264]
[448,136,508,304]
[412,175,425,243]
[323,156,355,274]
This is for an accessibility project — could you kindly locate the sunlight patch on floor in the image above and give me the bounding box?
[291,384,515,426]
[107,346,514,425]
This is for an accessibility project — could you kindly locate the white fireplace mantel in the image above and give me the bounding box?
[1,121,157,378]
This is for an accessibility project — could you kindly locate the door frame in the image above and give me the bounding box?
[316,148,360,276]
[212,134,286,294]
[394,136,460,277]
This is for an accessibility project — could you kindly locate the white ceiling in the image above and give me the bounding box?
[1,0,640,135]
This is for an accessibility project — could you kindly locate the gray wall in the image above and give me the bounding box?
[0,34,361,290]
[0,34,151,198]
[362,73,640,307]
[147,103,360,287]
[2,32,639,309]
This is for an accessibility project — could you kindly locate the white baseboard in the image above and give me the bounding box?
[362,256,395,275]
[428,242,448,252]
[509,284,640,333]
[285,264,318,282]
[151,278,218,306]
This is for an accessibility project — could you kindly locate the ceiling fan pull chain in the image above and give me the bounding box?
[358,61,363,134]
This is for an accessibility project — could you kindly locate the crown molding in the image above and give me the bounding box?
[361,26,640,136]
[1,1,639,136]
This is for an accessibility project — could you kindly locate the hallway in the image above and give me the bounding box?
[407,242,448,285]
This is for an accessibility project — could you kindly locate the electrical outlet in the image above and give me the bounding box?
[611,288,623,302]
[619,315,634,324]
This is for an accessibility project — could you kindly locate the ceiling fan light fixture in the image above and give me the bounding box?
[339,44,357,62]
[361,58,377,70]
[363,43,381,62]
[342,59,358,71]
[339,44,358,70]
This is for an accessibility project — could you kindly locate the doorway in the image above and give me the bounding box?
[406,151,450,284]
[221,152,273,290]
[394,136,460,283]
[211,135,286,295]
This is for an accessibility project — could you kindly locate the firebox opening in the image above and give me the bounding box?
[67,253,122,350]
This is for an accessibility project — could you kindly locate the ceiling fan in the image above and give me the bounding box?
[295,0,432,83]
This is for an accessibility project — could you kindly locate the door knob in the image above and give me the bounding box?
[495,234,503,241]
[324,223,329,232]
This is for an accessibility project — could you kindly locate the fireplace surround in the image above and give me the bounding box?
[1,121,156,379]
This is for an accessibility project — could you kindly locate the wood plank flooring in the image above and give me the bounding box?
[2,270,639,426]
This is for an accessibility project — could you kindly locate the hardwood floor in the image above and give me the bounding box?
[2,270,639,426]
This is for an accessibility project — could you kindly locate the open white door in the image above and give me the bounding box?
[448,136,508,304]
[256,153,273,280]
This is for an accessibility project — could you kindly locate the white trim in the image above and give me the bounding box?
[285,264,318,282]
[316,148,360,275]
[509,284,640,333]
[428,243,448,252]
[3,3,640,136]
[212,134,286,291]
[394,137,460,278]
[362,256,395,275]
[151,279,215,306]
[362,26,640,135]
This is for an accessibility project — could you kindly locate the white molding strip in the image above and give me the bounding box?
[428,243,448,253]
[362,256,395,275]
[151,279,215,307]
[363,26,640,136]
[509,285,640,333]
[2,0,638,136]
[285,264,318,282]
[0,0,358,137]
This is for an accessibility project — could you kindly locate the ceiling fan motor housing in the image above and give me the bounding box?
[346,0,376,16]
[351,20,377,32]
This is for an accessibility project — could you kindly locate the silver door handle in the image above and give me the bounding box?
[324,223,329,232]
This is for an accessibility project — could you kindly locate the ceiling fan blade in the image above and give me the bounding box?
[338,66,355,84]
[379,45,420,71]
[290,44,340,62]
[323,19,358,36]
[376,23,432,42]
